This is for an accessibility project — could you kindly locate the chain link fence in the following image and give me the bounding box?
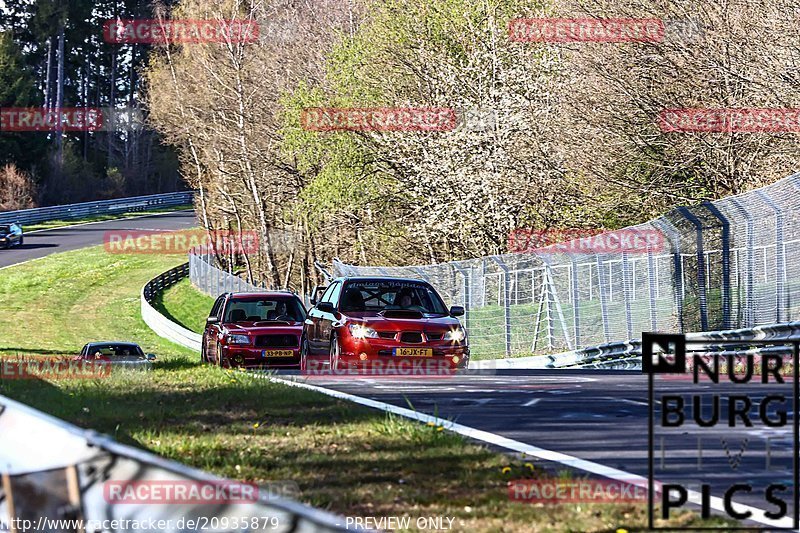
[334,171,800,359]
[189,250,267,298]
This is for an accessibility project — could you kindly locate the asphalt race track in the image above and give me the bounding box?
[0,210,197,270]
[286,369,796,524]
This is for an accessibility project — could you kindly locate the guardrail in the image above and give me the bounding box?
[141,263,203,352]
[0,393,347,532]
[0,191,194,225]
[515,320,800,370]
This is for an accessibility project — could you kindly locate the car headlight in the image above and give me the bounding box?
[225,334,250,345]
[443,328,466,342]
[349,323,378,339]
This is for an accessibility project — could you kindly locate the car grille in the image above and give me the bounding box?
[399,332,423,344]
[254,334,298,348]
[378,331,397,340]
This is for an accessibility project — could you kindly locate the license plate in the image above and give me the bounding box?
[394,348,433,357]
[263,350,294,358]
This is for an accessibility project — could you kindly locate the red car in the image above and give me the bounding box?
[301,277,469,373]
[202,291,307,368]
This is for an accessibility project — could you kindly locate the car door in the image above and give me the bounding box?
[205,295,227,360]
[317,281,343,351]
[307,282,338,354]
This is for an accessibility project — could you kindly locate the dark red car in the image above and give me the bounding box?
[301,277,469,373]
[202,291,307,368]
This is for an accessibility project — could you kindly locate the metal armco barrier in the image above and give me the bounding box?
[141,263,202,352]
[0,191,194,225]
[0,394,348,532]
[528,321,800,370]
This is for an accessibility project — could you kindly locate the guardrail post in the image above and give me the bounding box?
[703,202,731,330]
[489,256,512,356]
[568,255,581,348]
[757,190,786,323]
[677,207,708,331]
[652,218,685,332]
[729,198,754,327]
[452,263,471,331]
[594,256,611,343]
[621,251,634,340]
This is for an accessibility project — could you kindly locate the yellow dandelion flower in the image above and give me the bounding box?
[501,466,511,474]
[426,421,436,427]
[436,426,444,432]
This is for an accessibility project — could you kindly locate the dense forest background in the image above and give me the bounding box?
[0,0,183,210]
[3,0,799,296]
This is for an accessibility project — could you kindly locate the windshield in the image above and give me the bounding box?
[340,280,448,314]
[224,297,306,322]
[88,344,144,357]
[0,226,10,233]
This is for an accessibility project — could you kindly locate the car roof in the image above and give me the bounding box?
[334,276,430,284]
[228,291,300,298]
[86,341,141,347]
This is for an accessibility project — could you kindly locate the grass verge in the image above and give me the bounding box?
[0,247,732,532]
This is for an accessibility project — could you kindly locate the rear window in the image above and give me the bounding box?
[224,297,306,322]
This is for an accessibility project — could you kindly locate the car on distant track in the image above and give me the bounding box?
[301,277,469,372]
[74,341,156,368]
[201,291,307,368]
[0,223,23,248]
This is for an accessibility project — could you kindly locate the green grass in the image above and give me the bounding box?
[0,247,734,531]
[23,205,193,232]
[152,277,214,333]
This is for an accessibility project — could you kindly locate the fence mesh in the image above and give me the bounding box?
[334,172,800,358]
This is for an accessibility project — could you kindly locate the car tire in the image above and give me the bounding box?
[216,341,225,368]
[200,335,209,363]
[329,334,342,371]
[300,336,309,372]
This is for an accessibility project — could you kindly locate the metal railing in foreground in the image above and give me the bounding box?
[0,394,347,532]
[0,191,194,225]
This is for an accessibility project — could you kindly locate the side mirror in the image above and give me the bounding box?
[207,316,219,324]
[449,306,465,317]
[146,353,157,361]
[316,302,335,313]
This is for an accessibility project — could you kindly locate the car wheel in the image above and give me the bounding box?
[300,336,309,372]
[200,336,209,363]
[216,341,225,368]
[329,334,344,371]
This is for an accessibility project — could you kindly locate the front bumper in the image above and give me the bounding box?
[221,345,301,368]
[340,338,470,369]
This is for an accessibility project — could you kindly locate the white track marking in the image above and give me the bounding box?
[259,374,793,530]
[521,398,541,407]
